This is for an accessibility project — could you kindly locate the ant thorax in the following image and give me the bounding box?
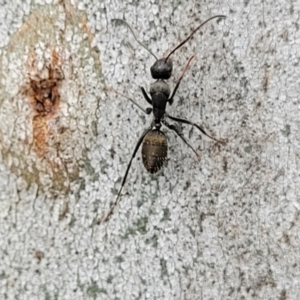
[150,80,171,120]
[150,80,171,99]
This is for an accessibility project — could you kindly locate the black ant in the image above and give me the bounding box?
[102,15,226,222]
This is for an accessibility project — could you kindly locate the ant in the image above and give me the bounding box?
[102,15,226,222]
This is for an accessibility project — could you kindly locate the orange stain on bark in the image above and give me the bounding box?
[23,49,63,157]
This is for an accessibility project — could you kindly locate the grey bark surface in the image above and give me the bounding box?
[0,0,299,299]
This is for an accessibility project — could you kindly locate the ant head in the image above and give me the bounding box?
[150,58,173,80]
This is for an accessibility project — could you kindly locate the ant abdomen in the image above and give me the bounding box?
[142,130,168,174]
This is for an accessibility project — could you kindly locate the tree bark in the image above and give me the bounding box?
[0,0,299,299]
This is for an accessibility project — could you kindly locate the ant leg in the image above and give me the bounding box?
[108,87,151,115]
[168,56,195,105]
[101,127,152,222]
[140,86,152,105]
[167,114,226,145]
[162,119,200,159]
[146,107,153,114]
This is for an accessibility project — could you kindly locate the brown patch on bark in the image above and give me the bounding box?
[22,49,63,157]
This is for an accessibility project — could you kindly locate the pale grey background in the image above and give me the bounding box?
[0,0,299,299]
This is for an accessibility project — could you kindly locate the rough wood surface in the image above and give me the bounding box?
[0,0,299,299]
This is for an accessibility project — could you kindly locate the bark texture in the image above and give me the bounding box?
[0,0,299,299]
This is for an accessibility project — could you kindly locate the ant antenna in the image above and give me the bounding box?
[165,15,226,62]
[112,19,158,60]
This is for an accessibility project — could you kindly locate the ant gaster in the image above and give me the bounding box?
[103,15,226,222]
